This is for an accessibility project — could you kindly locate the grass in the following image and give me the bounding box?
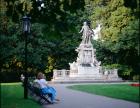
[68,84,140,103]
[1,83,42,108]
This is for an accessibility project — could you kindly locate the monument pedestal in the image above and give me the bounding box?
[69,65,101,79]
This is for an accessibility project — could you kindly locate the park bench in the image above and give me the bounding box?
[27,77,53,104]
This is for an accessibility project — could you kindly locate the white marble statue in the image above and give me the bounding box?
[69,62,78,71]
[92,24,101,40]
[79,22,94,44]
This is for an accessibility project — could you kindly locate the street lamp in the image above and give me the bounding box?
[22,15,31,99]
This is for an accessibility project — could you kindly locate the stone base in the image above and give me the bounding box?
[52,74,122,83]
[51,77,123,83]
[69,66,101,78]
[52,66,122,83]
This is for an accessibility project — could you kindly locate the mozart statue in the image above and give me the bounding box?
[79,21,94,44]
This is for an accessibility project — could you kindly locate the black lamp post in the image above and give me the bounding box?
[22,15,31,99]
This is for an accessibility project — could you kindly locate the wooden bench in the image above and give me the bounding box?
[27,77,53,104]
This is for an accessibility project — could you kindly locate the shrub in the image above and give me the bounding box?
[132,75,140,81]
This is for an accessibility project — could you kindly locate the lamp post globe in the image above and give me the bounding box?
[22,16,31,33]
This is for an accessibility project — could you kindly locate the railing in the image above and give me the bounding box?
[52,68,120,80]
[53,69,70,79]
[103,69,118,75]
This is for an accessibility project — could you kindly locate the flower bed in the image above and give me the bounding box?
[130,83,140,87]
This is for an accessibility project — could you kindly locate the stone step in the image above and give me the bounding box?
[51,79,123,84]
[52,77,122,83]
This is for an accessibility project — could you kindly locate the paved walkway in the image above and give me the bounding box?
[43,83,139,108]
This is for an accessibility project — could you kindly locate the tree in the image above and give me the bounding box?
[0,0,86,82]
[88,0,139,79]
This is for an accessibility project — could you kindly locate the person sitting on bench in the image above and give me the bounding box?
[34,72,60,103]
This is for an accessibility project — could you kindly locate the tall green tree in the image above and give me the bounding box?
[88,0,139,79]
[0,0,86,82]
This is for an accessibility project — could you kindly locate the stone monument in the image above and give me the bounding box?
[69,21,101,79]
[52,21,122,83]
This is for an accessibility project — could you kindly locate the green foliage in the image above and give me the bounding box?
[103,64,120,69]
[102,64,133,79]
[117,65,133,79]
[89,0,139,80]
[45,56,55,73]
[0,0,85,82]
[119,19,139,51]
[133,75,140,81]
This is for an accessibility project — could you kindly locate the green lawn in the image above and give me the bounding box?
[1,83,42,108]
[68,84,139,103]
